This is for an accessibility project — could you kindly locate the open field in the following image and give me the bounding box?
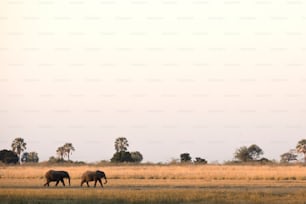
[1,164,306,203]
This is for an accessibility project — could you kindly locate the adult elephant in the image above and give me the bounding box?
[80,170,107,188]
[44,170,71,187]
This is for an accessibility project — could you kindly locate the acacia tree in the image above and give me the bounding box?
[234,146,250,162]
[248,144,263,160]
[234,144,263,162]
[11,137,27,164]
[296,139,306,162]
[280,150,298,163]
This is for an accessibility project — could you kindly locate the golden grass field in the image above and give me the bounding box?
[1,164,306,203]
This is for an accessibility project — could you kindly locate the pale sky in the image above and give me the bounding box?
[1,0,306,163]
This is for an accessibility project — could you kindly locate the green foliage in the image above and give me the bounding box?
[248,144,264,160]
[0,149,19,164]
[130,151,143,163]
[194,157,207,164]
[234,144,263,162]
[180,153,192,163]
[111,151,133,162]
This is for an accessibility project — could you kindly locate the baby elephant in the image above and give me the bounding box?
[80,170,107,188]
[44,170,71,187]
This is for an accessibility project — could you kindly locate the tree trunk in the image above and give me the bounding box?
[18,154,22,164]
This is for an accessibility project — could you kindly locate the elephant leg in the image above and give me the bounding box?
[98,179,103,188]
[60,179,65,186]
[94,180,97,187]
[44,181,49,187]
[55,180,59,186]
[86,182,90,187]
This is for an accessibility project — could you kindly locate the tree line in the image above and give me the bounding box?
[0,137,143,164]
[1,137,306,164]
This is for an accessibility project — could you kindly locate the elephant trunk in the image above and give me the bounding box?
[104,176,107,184]
[67,176,71,186]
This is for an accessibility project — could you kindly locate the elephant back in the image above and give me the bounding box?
[81,171,94,180]
[45,170,70,179]
[45,170,55,179]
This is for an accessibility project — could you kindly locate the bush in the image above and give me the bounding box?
[0,149,19,164]
[194,157,207,164]
[180,153,192,163]
[111,151,133,162]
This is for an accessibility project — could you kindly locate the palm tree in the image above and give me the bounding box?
[56,146,65,160]
[114,137,129,152]
[296,139,306,162]
[11,137,27,164]
[63,143,75,161]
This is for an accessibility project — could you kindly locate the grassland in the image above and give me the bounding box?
[0,164,306,203]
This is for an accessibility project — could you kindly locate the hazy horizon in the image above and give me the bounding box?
[1,0,306,163]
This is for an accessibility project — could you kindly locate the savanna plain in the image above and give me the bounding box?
[0,164,306,204]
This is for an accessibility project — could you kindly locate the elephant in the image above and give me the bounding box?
[44,170,71,187]
[80,170,107,188]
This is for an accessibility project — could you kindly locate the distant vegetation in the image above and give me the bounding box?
[0,149,18,164]
[11,137,27,164]
[180,153,207,164]
[48,142,75,163]
[234,144,264,162]
[110,137,143,163]
[21,152,39,163]
[0,138,39,164]
[1,137,306,165]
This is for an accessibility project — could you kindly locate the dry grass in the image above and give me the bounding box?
[0,164,306,203]
[1,164,306,181]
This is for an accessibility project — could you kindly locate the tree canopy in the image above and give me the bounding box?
[180,153,192,163]
[56,143,75,161]
[0,149,19,164]
[234,144,263,162]
[280,151,297,163]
